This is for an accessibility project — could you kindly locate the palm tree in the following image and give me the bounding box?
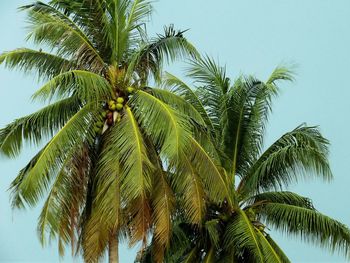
[139,57,350,262]
[0,2,231,262]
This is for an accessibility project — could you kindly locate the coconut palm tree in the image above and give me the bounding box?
[138,57,350,262]
[0,2,231,262]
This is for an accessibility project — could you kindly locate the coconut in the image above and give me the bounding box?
[110,104,117,111]
[116,103,123,111]
[107,111,113,118]
[107,118,113,126]
[93,126,101,133]
[126,87,135,94]
[116,97,125,104]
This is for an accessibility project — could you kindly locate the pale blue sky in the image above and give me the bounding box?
[1,0,350,262]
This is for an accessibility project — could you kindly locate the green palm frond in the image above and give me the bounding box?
[128,25,199,82]
[32,70,113,103]
[129,90,191,167]
[82,132,122,262]
[257,203,350,259]
[186,56,228,136]
[162,72,215,132]
[38,144,90,256]
[117,107,153,200]
[238,125,332,196]
[150,170,175,261]
[175,156,206,224]
[0,96,81,157]
[246,191,314,209]
[224,210,264,262]
[12,104,99,207]
[264,235,291,263]
[0,48,74,80]
[148,88,206,126]
[255,230,283,263]
[21,2,105,68]
[188,137,233,206]
[266,66,294,85]
[187,56,229,92]
[221,76,270,177]
[48,0,113,61]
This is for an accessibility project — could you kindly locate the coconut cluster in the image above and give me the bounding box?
[93,86,135,135]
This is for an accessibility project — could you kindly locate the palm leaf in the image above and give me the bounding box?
[32,70,113,103]
[238,125,332,196]
[0,48,74,80]
[257,203,350,259]
[0,96,80,157]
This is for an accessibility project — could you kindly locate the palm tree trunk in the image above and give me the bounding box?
[108,233,119,263]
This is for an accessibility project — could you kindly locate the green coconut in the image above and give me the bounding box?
[93,126,101,133]
[110,104,117,111]
[126,86,135,94]
[116,103,123,111]
[101,111,107,118]
[116,97,125,104]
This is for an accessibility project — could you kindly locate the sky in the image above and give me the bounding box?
[1,0,350,262]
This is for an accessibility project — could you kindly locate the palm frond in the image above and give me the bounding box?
[128,25,199,82]
[224,210,264,262]
[32,70,113,103]
[246,191,314,210]
[0,96,80,157]
[188,137,233,206]
[162,72,215,132]
[148,88,206,126]
[21,2,105,69]
[129,90,191,168]
[265,235,291,263]
[0,48,74,80]
[238,125,332,196]
[257,203,350,259]
[11,104,98,207]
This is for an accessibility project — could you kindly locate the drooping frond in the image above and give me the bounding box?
[257,203,350,259]
[0,96,80,157]
[11,104,99,207]
[32,70,113,103]
[115,107,153,247]
[117,107,153,199]
[255,230,283,263]
[38,144,90,254]
[238,125,332,197]
[224,210,264,262]
[0,48,74,80]
[174,156,206,224]
[129,90,191,167]
[264,235,291,263]
[82,129,121,262]
[150,170,175,262]
[188,137,233,206]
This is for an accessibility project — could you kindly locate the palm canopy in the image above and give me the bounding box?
[0,1,232,262]
[138,57,350,262]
